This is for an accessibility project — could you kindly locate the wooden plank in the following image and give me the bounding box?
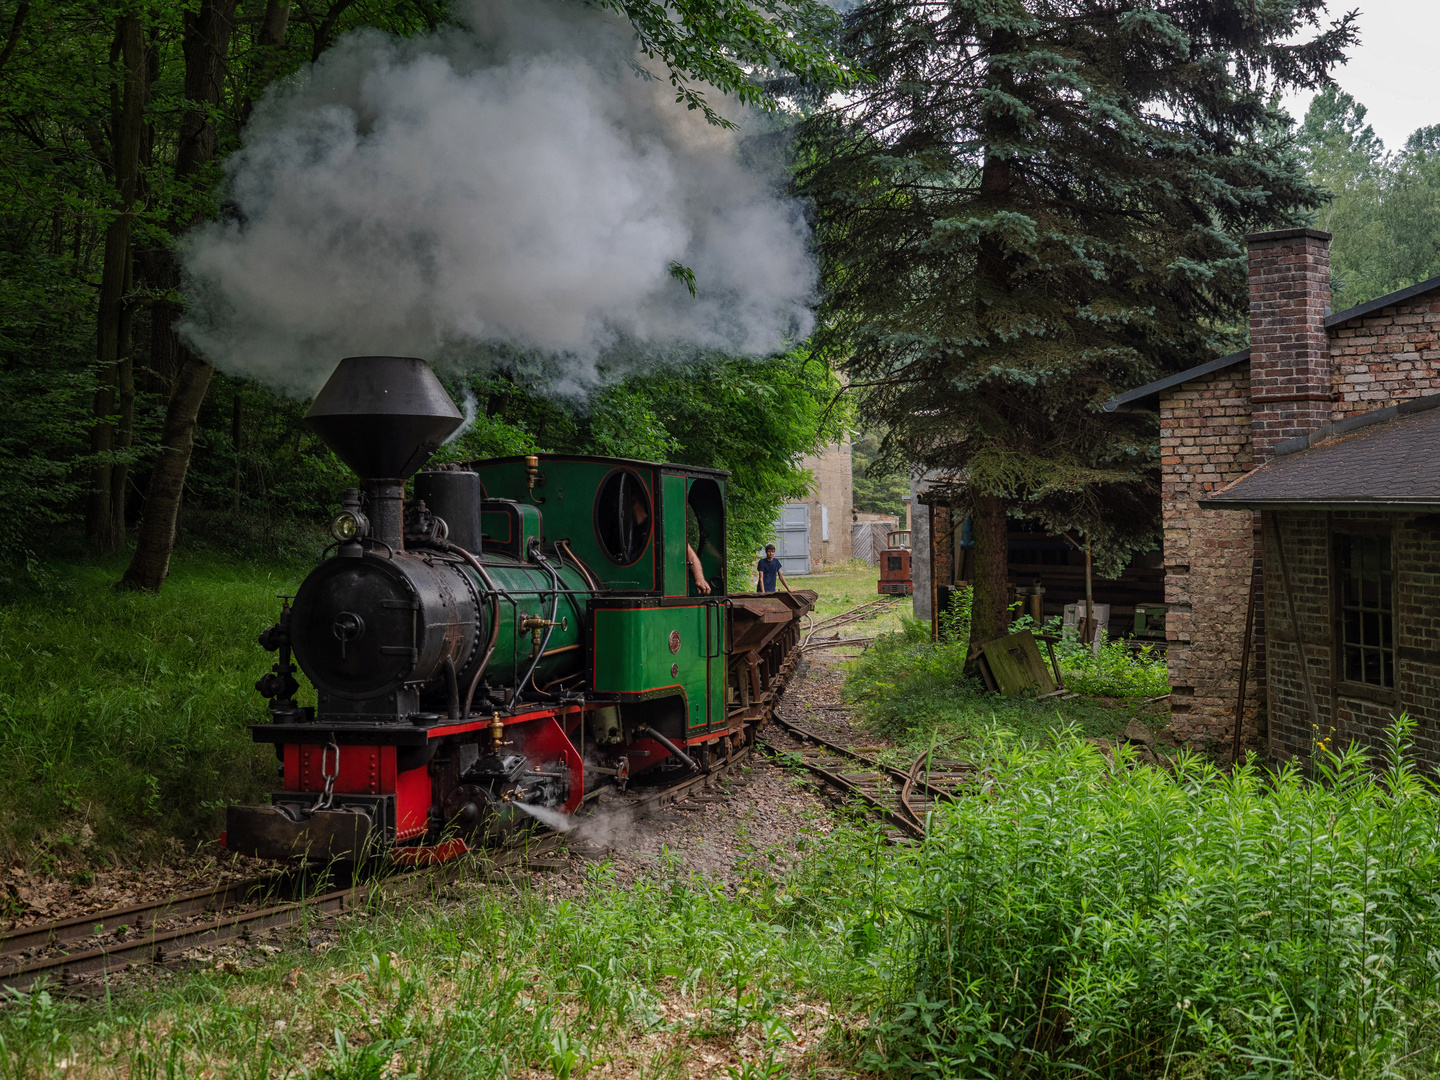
[977,631,1058,696]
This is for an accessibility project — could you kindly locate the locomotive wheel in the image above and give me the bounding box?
[442,783,486,833]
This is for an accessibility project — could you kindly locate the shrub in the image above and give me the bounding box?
[1009,612,1169,698]
[806,718,1440,1079]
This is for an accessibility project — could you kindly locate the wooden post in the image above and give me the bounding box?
[1084,534,1096,654]
[1273,516,1322,736]
[1231,559,1259,764]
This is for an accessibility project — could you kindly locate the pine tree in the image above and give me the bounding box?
[801,0,1357,643]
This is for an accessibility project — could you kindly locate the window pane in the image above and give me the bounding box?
[1362,576,1380,608]
[1336,532,1395,688]
[1362,610,1380,647]
[1344,610,1361,643]
[1364,649,1383,685]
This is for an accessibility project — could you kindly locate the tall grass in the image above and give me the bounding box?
[2,726,1435,1078]
[844,617,1152,745]
[797,719,1440,1078]
[0,555,306,857]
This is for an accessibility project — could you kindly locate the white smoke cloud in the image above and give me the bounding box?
[178,0,817,397]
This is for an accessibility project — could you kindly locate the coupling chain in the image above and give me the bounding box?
[309,736,341,815]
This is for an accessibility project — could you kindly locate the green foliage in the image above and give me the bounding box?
[0,0,850,576]
[845,719,1440,1079]
[851,430,909,521]
[936,583,971,647]
[5,725,1435,1078]
[800,0,1356,557]
[1008,613,1169,699]
[843,618,1142,745]
[1300,85,1440,310]
[0,251,95,556]
[434,353,849,584]
[0,556,303,856]
[584,0,854,127]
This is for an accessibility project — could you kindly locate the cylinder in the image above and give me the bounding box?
[415,470,484,554]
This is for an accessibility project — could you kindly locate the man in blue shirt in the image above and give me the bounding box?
[755,544,789,593]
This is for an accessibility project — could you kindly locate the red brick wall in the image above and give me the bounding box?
[1247,228,1332,463]
[1263,509,1440,770]
[1331,297,1440,415]
[1159,366,1261,747]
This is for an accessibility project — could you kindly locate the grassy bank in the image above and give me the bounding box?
[841,615,1168,752]
[0,555,305,860]
[6,727,1436,1079]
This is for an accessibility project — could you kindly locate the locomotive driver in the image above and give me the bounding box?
[631,492,711,594]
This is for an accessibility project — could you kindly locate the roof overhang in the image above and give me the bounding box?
[1199,497,1440,512]
[1102,349,1250,413]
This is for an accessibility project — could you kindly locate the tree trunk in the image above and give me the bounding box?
[231,388,243,511]
[110,253,137,544]
[121,0,237,590]
[86,12,145,552]
[969,493,1010,645]
[120,355,215,590]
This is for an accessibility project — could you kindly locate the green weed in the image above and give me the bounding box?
[843,617,1151,746]
[790,717,1440,1078]
[0,554,306,858]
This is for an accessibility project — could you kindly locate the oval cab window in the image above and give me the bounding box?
[594,469,651,565]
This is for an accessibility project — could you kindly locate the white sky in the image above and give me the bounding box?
[1279,1,1440,149]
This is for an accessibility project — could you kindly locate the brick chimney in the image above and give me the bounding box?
[1246,228,1333,462]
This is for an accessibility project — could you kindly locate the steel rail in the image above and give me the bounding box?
[0,746,762,996]
[1,714,780,995]
[762,708,981,842]
[800,597,897,647]
[0,875,287,960]
[768,713,969,807]
[0,841,557,995]
[756,737,924,840]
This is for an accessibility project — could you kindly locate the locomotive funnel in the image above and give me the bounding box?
[305,356,463,481]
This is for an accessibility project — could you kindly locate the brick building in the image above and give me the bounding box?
[1106,228,1440,765]
[798,440,854,570]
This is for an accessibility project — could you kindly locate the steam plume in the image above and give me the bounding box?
[177,0,816,396]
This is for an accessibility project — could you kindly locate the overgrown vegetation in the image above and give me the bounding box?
[843,719,1440,1078]
[1008,611,1170,700]
[0,557,302,858]
[6,725,1436,1078]
[847,587,1168,751]
[845,619,1144,746]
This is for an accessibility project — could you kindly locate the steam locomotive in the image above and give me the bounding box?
[224,356,814,863]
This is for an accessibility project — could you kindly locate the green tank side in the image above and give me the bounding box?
[588,600,725,731]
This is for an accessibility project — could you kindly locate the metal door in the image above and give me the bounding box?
[774,503,810,576]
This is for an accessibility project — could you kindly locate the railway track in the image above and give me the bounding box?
[1,597,888,997]
[760,714,976,841]
[801,596,898,648]
[0,745,755,996]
